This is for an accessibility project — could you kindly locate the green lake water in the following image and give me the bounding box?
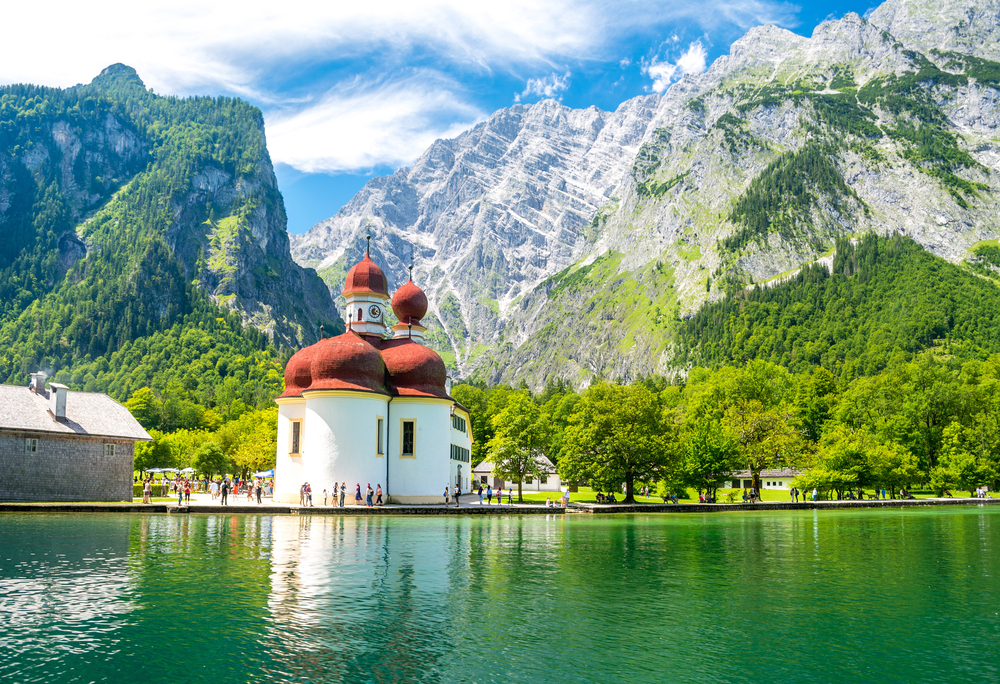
[1,508,998,683]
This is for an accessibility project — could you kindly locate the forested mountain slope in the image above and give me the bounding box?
[0,64,342,404]
[294,0,1000,388]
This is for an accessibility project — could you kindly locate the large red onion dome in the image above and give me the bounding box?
[381,339,449,399]
[392,278,428,325]
[343,253,388,296]
[278,347,314,398]
[305,332,388,394]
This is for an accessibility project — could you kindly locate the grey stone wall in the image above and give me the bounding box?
[0,432,135,502]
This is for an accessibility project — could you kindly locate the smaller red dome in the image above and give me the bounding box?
[382,339,449,399]
[343,253,388,296]
[278,347,314,398]
[307,332,387,394]
[392,278,428,324]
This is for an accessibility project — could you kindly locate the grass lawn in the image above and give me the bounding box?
[501,486,959,505]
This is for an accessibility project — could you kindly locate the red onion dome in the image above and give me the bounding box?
[278,347,314,398]
[381,339,449,399]
[306,332,388,394]
[391,278,428,324]
[343,253,388,296]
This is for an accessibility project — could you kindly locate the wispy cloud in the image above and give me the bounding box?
[515,72,571,103]
[643,40,710,92]
[266,72,485,173]
[0,0,802,173]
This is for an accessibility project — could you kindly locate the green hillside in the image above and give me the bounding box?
[677,233,1000,377]
[0,65,341,410]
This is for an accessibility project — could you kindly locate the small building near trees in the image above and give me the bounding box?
[0,374,150,502]
[472,455,561,492]
[727,468,800,490]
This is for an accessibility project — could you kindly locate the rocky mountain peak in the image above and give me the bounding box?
[868,0,1000,61]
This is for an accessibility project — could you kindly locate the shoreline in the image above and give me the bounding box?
[0,497,998,515]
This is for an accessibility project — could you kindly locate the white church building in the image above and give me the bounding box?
[273,247,473,505]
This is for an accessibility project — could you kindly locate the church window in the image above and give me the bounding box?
[401,420,415,457]
[290,420,302,455]
[452,415,466,432]
[358,307,363,321]
[377,417,384,455]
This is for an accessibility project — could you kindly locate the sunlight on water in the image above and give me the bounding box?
[1,508,998,683]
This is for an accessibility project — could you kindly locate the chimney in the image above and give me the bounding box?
[49,383,68,421]
[30,372,47,394]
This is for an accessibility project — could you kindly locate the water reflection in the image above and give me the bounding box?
[0,509,998,684]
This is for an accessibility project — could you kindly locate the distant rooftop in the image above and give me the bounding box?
[0,384,151,441]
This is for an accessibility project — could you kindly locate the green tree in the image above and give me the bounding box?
[193,442,230,478]
[931,421,997,496]
[680,417,740,500]
[125,387,162,430]
[724,399,803,494]
[560,383,670,503]
[487,393,548,503]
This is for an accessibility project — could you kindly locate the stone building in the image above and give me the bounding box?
[0,374,150,502]
[274,248,474,504]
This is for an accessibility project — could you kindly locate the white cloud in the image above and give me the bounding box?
[643,40,709,93]
[266,73,485,173]
[0,0,800,173]
[514,72,571,103]
[677,41,709,75]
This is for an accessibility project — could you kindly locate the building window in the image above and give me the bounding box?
[290,420,302,455]
[452,415,467,433]
[377,417,384,455]
[25,438,38,453]
[104,443,116,457]
[541,475,548,484]
[401,420,415,457]
[450,445,470,462]
[525,476,533,484]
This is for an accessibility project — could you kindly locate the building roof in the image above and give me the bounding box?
[473,455,556,475]
[731,468,801,479]
[0,384,151,441]
[343,252,389,296]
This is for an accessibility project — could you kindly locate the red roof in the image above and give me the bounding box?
[391,278,428,324]
[279,332,388,398]
[381,338,449,399]
[343,253,388,296]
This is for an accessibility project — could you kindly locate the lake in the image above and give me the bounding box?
[1,508,998,683]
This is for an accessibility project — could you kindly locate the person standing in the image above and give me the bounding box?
[444,485,450,506]
[256,481,263,504]
[323,488,328,506]
[487,485,493,505]
[477,485,483,504]
[454,485,461,508]
[340,482,346,507]
[184,481,191,505]
[142,479,151,504]
[366,484,373,507]
[355,483,362,506]
[220,479,229,506]
[507,489,512,505]
[376,484,383,506]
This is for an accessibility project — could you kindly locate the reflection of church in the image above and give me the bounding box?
[274,246,473,504]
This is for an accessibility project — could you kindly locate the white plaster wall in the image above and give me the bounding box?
[275,401,306,503]
[388,400,451,503]
[302,393,390,505]
[449,412,473,492]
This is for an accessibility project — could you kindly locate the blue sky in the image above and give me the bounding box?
[2,0,878,234]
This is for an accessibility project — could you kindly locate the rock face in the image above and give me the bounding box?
[292,0,1000,387]
[0,64,341,350]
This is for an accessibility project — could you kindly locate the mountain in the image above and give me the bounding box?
[0,65,342,401]
[291,0,1000,387]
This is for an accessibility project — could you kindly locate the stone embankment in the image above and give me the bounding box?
[1,497,998,514]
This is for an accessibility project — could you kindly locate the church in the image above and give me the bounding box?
[273,245,473,504]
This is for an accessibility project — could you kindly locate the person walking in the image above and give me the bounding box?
[355,483,362,506]
[340,482,346,507]
[299,483,305,506]
[220,479,229,506]
[487,485,493,505]
[366,484,373,507]
[375,485,383,506]
[454,485,461,508]
[256,481,263,504]
[477,485,483,504]
[812,488,818,502]
[444,485,450,505]
[184,481,191,505]
[507,489,512,505]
